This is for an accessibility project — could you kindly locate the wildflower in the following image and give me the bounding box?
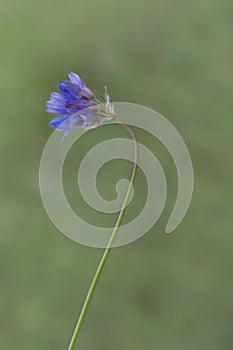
[46,72,115,141]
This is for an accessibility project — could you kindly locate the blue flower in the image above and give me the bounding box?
[46,72,115,141]
[46,72,94,115]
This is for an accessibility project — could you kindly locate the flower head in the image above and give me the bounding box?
[46,72,114,141]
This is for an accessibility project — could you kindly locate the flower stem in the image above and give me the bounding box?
[67,123,139,350]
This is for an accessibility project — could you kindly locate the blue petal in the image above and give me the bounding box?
[49,92,65,102]
[47,92,66,106]
[81,86,94,100]
[46,104,67,114]
[68,72,85,88]
[49,116,69,130]
[46,92,66,114]
[46,107,66,114]
[65,99,93,114]
[58,81,82,100]
[58,80,94,101]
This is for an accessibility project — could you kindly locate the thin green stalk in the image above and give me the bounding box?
[67,123,139,350]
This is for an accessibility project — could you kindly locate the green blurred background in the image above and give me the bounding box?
[1,0,232,349]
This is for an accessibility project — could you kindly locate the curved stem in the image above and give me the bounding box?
[67,123,139,350]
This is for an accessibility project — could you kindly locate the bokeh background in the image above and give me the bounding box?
[1,0,232,349]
